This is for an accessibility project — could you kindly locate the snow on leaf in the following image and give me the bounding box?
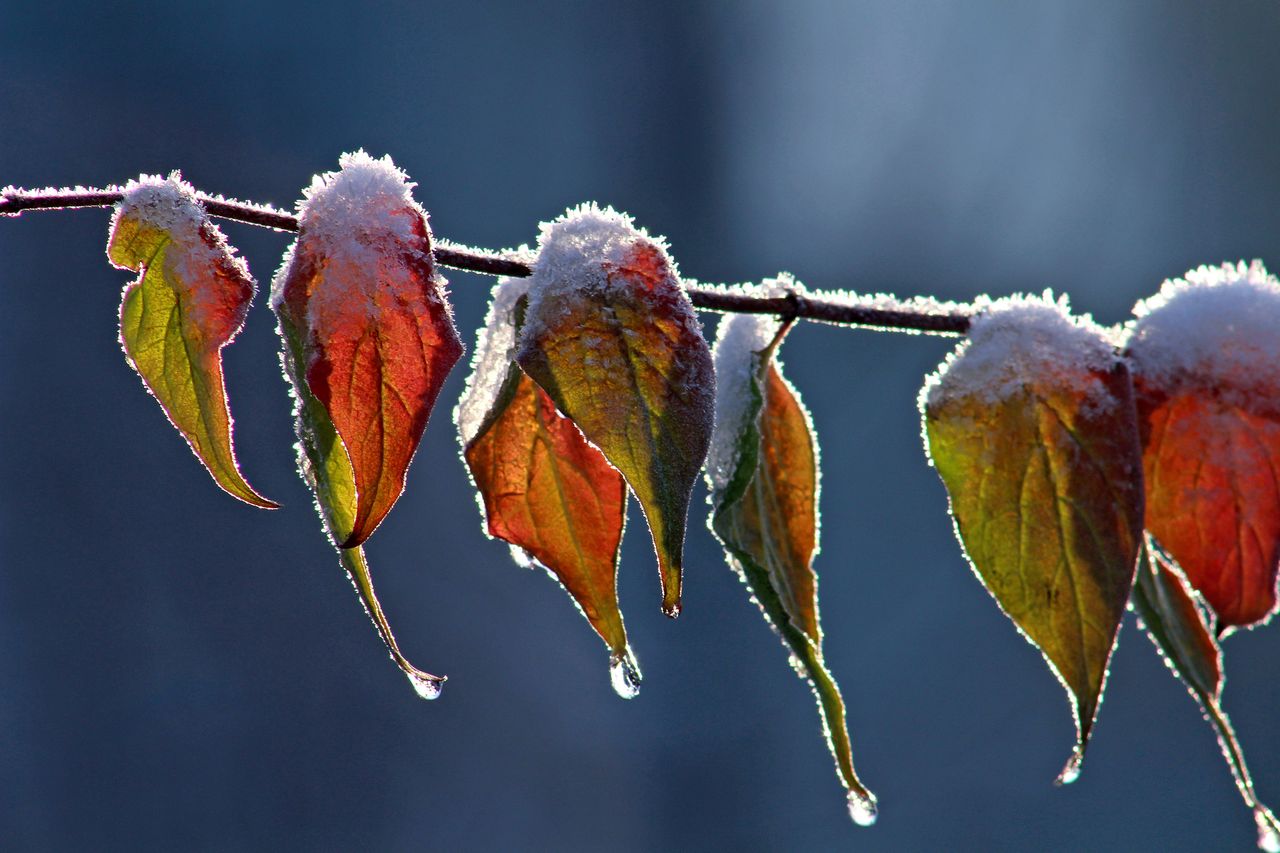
[707,287,876,822]
[921,293,1143,781]
[1125,261,1280,631]
[516,204,715,617]
[458,278,635,695]
[107,172,277,509]
[1131,538,1280,849]
[271,151,463,547]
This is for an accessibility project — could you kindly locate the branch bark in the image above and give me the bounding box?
[0,186,971,334]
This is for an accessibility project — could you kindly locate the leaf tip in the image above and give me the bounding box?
[1054,747,1084,786]
[846,789,879,827]
[609,649,642,699]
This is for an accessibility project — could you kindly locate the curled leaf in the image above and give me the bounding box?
[458,279,636,696]
[272,151,462,548]
[1132,538,1280,850]
[1125,261,1280,631]
[921,294,1143,780]
[108,173,276,508]
[707,284,875,823]
[516,204,714,617]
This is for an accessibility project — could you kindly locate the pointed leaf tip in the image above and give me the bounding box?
[922,295,1143,767]
[272,153,462,547]
[516,204,714,616]
[459,277,635,680]
[707,293,875,815]
[108,173,278,509]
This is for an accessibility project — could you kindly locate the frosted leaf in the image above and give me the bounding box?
[706,274,800,493]
[521,202,705,347]
[269,150,440,323]
[113,173,252,333]
[1124,261,1280,411]
[921,291,1119,410]
[455,276,533,445]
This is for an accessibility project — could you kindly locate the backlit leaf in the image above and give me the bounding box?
[1125,261,1280,631]
[271,153,452,697]
[272,152,462,548]
[707,291,876,824]
[107,173,276,508]
[458,279,636,696]
[922,295,1144,781]
[276,289,444,699]
[516,205,714,617]
[1132,538,1280,851]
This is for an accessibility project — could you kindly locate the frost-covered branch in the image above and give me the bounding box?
[0,185,971,334]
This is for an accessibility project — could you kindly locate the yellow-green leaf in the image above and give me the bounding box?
[516,205,714,617]
[921,295,1143,781]
[707,300,876,825]
[107,173,276,509]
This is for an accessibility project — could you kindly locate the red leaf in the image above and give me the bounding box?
[1126,261,1280,630]
[273,152,462,547]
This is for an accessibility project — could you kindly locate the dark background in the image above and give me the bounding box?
[3,2,1280,850]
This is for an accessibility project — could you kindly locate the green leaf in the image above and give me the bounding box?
[107,173,276,509]
[707,302,875,824]
[516,205,714,617]
[922,296,1144,781]
[1132,539,1280,850]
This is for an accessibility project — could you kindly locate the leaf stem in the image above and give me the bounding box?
[0,186,972,334]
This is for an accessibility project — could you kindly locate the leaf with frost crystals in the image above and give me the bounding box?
[1131,539,1280,851]
[458,279,637,697]
[272,151,462,548]
[1125,261,1280,631]
[272,152,454,696]
[107,173,276,508]
[921,294,1144,782]
[516,204,714,617]
[706,286,876,824]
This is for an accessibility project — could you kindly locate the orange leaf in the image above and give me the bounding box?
[272,152,462,547]
[1126,262,1280,631]
[516,205,714,617]
[459,278,636,695]
[108,173,276,508]
[707,298,875,823]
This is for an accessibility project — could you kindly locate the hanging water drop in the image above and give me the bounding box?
[1055,748,1083,786]
[1257,808,1280,853]
[407,672,444,701]
[609,649,642,700]
[846,789,878,827]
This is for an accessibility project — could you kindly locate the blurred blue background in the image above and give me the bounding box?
[3,2,1279,850]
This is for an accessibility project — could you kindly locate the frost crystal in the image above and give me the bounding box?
[1124,260,1280,407]
[456,276,532,445]
[706,274,798,493]
[269,150,436,319]
[521,202,702,345]
[922,291,1118,408]
[113,172,253,330]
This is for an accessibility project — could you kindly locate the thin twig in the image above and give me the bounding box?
[0,186,972,334]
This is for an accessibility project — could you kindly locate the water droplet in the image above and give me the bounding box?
[1055,748,1083,786]
[609,650,642,700]
[408,672,444,701]
[662,601,682,619]
[509,545,535,570]
[1257,809,1280,853]
[846,789,878,827]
